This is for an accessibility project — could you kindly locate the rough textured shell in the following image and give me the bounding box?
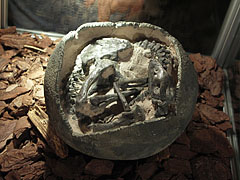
[44,22,198,160]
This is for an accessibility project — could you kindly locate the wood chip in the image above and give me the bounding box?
[191,156,232,180]
[190,53,224,96]
[0,26,16,36]
[189,53,205,73]
[198,103,229,124]
[4,170,21,180]
[46,156,86,179]
[19,77,35,91]
[137,162,158,180]
[14,60,31,71]
[0,34,36,49]
[35,34,53,49]
[169,144,196,160]
[2,111,14,120]
[200,90,224,108]
[190,126,234,157]
[33,85,44,100]
[0,101,7,114]
[23,45,46,53]
[5,84,18,92]
[16,161,46,180]
[0,44,5,55]
[189,53,216,72]
[9,93,34,109]
[175,132,190,148]
[0,81,8,90]
[27,63,44,80]
[0,57,10,72]
[14,116,31,139]
[0,143,41,172]
[152,172,172,180]
[217,121,233,132]
[27,105,68,158]
[163,158,192,175]
[1,49,19,59]
[84,159,114,176]
[0,120,17,150]
[0,72,15,82]
[0,86,29,101]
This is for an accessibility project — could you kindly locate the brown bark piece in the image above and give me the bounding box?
[191,107,201,122]
[0,26,16,36]
[27,105,68,158]
[157,147,170,162]
[117,164,134,177]
[216,121,232,132]
[198,103,229,124]
[169,144,196,160]
[46,156,86,179]
[137,162,158,180]
[84,159,114,176]
[200,90,224,108]
[0,86,29,101]
[13,93,34,107]
[16,161,46,180]
[191,156,232,180]
[210,68,224,96]
[190,126,234,157]
[190,54,224,96]
[0,72,15,82]
[163,158,192,175]
[36,34,53,49]
[0,34,36,49]
[0,143,41,172]
[18,76,35,91]
[175,132,190,148]
[14,60,31,71]
[2,111,14,120]
[4,171,21,180]
[199,68,223,96]
[203,56,216,71]
[0,120,17,149]
[0,57,10,72]
[152,172,172,180]
[40,56,49,68]
[33,85,44,100]
[189,53,205,73]
[0,81,8,90]
[0,43,4,55]
[14,116,31,138]
[171,174,188,180]
[189,53,216,72]
[8,93,34,117]
[27,63,45,80]
[1,49,19,59]
[0,101,7,114]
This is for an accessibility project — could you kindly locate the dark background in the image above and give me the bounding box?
[8,0,230,54]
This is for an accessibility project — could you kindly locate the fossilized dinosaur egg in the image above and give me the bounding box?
[44,22,198,160]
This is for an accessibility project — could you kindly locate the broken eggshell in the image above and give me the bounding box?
[44,22,198,160]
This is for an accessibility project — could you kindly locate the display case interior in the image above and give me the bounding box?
[1,0,240,179]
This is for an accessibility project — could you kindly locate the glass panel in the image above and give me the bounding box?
[8,0,230,54]
[228,48,240,146]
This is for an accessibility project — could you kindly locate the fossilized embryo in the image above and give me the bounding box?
[65,37,178,133]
